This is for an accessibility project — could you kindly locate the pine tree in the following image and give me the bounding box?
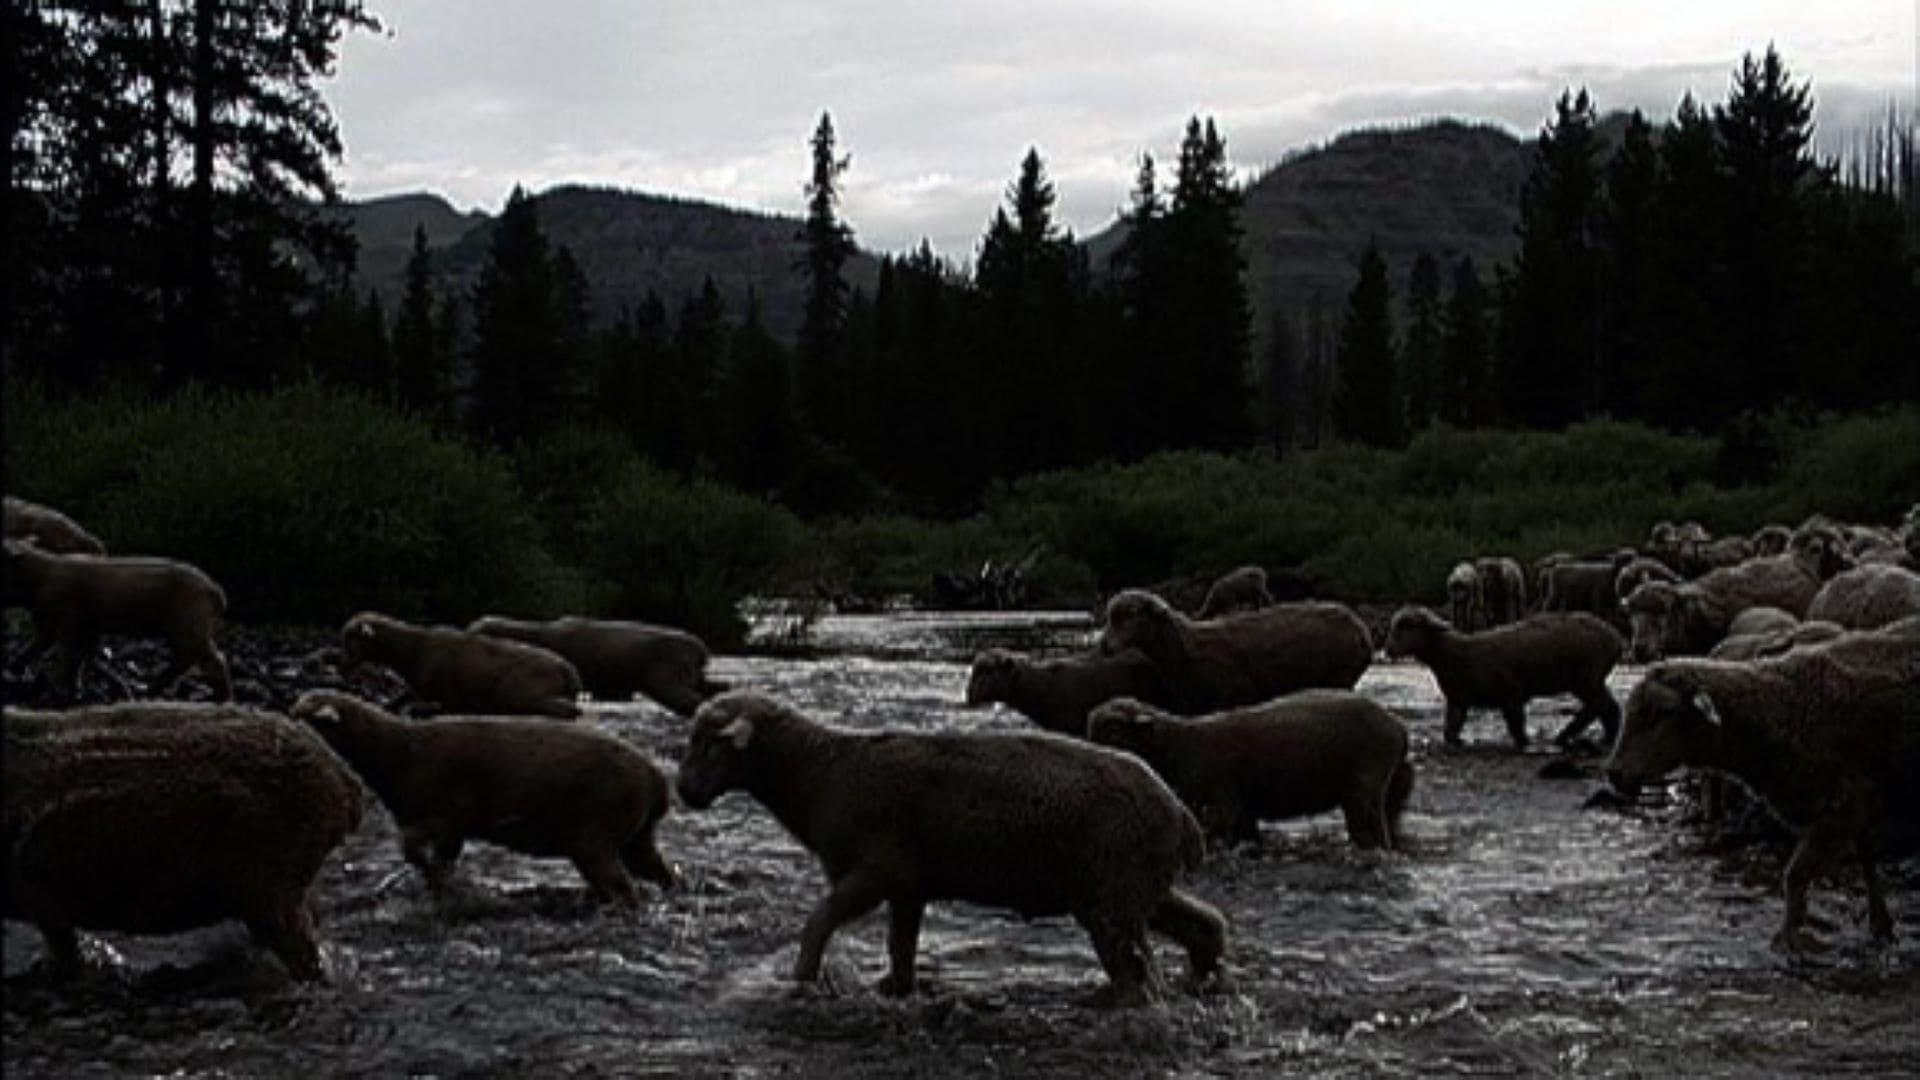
[795,111,856,445]
[1107,152,1171,458]
[1257,307,1299,453]
[1598,110,1660,419]
[1715,46,1818,411]
[469,185,561,448]
[1161,117,1254,450]
[1647,92,1727,429]
[1402,253,1443,431]
[716,293,798,495]
[1500,88,1601,428]
[392,225,446,419]
[1331,242,1404,447]
[1439,257,1492,428]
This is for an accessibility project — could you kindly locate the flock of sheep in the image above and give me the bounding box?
[5,492,1920,1005]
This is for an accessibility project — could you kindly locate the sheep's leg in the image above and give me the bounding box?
[792,871,885,984]
[876,898,925,996]
[1149,888,1226,982]
[652,680,705,718]
[1442,702,1467,746]
[1776,820,1846,952]
[401,827,457,893]
[620,828,679,891]
[1340,787,1389,850]
[1080,914,1159,1006]
[572,848,641,909]
[1858,835,1893,943]
[249,901,325,981]
[1501,703,1529,750]
[33,922,82,980]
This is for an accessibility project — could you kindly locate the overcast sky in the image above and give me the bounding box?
[326,2,1915,257]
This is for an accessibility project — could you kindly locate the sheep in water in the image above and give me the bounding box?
[1098,590,1372,715]
[1196,565,1274,620]
[1446,562,1483,630]
[1087,693,1414,851]
[1606,621,1920,951]
[1621,553,1825,662]
[675,691,1228,1003]
[4,702,361,980]
[1474,557,1528,628]
[289,691,676,904]
[4,539,232,701]
[964,647,1170,737]
[341,611,581,719]
[3,496,106,556]
[467,614,725,716]
[1383,605,1624,750]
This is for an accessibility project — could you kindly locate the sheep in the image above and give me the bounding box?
[964,647,1170,737]
[1474,556,1528,628]
[1382,605,1624,750]
[1087,693,1414,851]
[1097,589,1373,714]
[1706,620,1845,662]
[1788,522,1856,581]
[4,702,361,979]
[1621,554,1824,662]
[1614,557,1682,603]
[1750,524,1793,558]
[466,614,724,716]
[1446,561,1483,630]
[1805,564,1920,630]
[1195,565,1274,620]
[1680,534,1754,578]
[1647,521,1710,574]
[3,496,106,556]
[1540,554,1635,623]
[289,690,676,904]
[675,690,1228,1003]
[4,539,231,701]
[1605,626,1920,951]
[341,611,581,719]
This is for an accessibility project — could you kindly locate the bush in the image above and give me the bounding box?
[583,465,803,647]
[5,380,568,624]
[1773,409,1920,524]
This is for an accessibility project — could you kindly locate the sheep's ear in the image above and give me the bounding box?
[310,703,340,725]
[718,715,753,750]
[1690,690,1721,726]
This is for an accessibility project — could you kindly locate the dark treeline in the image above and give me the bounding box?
[1329,47,1919,454]
[9,15,1917,524]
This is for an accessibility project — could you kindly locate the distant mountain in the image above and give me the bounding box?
[1089,119,1532,338]
[336,119,1530,347]
[330,186,878,342]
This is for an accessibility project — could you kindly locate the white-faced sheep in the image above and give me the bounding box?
[1196,565,1274,620]
[4,702,361,979]
[964,647,1170,736]
[1474,557,1528,628]
[1805,564,1920,630]
[341,611,581,719]
[467,614,724,716]
[1098,590,1373,714]
[1446,562,1483,630]
[1087,693,1413,851]
[4,539,231,700]
[289,691,676,904]
[1606,624,1920,951]
[3,496,106,556]
[1383,605,1624,749]
[675,691,1228,1003]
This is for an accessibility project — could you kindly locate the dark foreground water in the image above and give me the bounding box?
[6,613,1918,1077]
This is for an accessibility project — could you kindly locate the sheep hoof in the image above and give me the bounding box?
[875,972,916,997]
[1085,981,1158,1009]
[1770,928,1829,956]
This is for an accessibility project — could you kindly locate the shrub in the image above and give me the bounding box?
[5,380,566,624]
[582,465,802,647]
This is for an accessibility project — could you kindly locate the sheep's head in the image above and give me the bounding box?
[1606,666,1722,795]
[340,611,398,662]
[289,689,384,749]
[1789,526,1853,581]
[467,615,509,635]
[1750,524,1792,557]
[1100,590,1180,659]
[1444,563,1479,618]
[1085,697,1167,759]
[678,690,784,810]
[1383,605,1449,659]
[1197,566,1270,620]
[964,649,1018,707]
[1613,558,1677,603]
[1622,581,1687,663]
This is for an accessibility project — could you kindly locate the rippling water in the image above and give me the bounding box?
[7,613,1918,1077]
